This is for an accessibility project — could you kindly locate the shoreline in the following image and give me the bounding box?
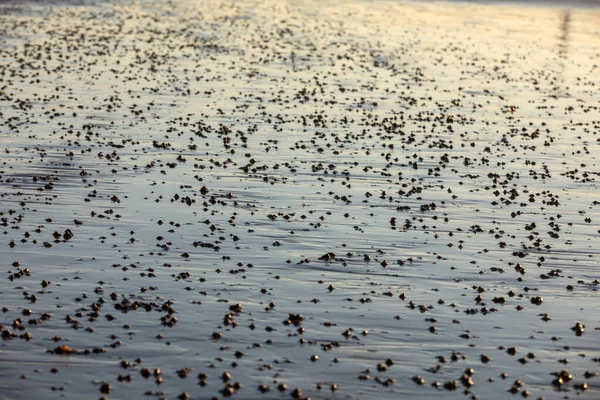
[401,0,600,9]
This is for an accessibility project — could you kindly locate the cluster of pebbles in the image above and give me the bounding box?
[0,0,598,399]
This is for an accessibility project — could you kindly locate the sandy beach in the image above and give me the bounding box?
[0,0,599,398]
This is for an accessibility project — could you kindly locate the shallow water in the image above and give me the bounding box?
[0,0,599,399]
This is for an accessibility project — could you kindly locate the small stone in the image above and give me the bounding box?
[99,383,112,394]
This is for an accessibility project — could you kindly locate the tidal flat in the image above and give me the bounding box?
[0,0,599,398]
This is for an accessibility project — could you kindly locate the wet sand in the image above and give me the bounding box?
[0,0,599,399]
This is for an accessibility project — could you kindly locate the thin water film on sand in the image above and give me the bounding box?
[0,0,599,399]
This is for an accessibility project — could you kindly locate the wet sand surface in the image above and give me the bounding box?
[1,0,599,398]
